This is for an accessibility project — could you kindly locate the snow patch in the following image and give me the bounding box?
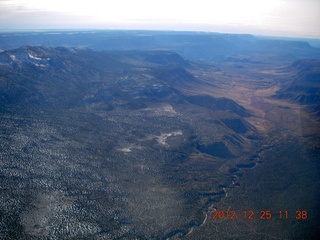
[118,145,143,153]
[119,147,132,153]
[144,104,178,116]
[28,52,50,61]
[155,130,183,145]
[34,63,47,68]
[28,52,42,60]
[9,54,16,61]
[162,105,177,114]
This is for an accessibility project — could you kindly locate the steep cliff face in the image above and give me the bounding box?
[274,59,320,117]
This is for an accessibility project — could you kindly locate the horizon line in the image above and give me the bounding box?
[0,28,320,40]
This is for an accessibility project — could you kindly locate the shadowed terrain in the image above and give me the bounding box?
[0,31,319,239]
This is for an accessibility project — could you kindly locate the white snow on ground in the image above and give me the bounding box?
[162,105,177,114]
[119,147,132,153]
[118,145,143,153]
[119,130,183,152]
[28,52,42,60]
[34,63,47,68]
[155,130,183,145]
[27,52,50,61]
[9,54,16,61]
[143,104,178,117]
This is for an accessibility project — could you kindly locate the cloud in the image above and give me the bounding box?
[0,0,319,38]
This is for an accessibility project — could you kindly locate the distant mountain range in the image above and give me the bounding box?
[0,45,258,158]
[1,31,320,62]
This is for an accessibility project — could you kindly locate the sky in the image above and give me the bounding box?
[0,0,319,38]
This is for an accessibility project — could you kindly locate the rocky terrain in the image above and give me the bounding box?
[274,59,320,118]
[0,46,261,239]
[0,31,319,239]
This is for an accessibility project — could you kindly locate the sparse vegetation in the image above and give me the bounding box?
[0,31,319,239]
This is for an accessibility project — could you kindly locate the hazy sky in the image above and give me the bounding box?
[1,0,319,38]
